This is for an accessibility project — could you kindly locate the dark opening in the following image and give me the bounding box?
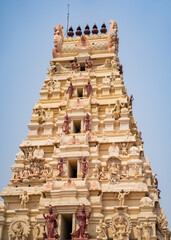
[80,66,85,71]
[68,160,77,178]
[73,120,81,133]
[77,88,83,97]
[61,214,72,240]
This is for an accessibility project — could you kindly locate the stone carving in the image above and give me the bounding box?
[108,143,119,157]
[20,191,29,208]
[96,219,107,240]
[85,57,93,70]
[11,169,21,182]
[97,59,112,69]
[43,205,59,239]
[33,224,43,240]
[34,104,46,124]
[118,190,130,207]
[53,24,64,58]
[100,167,107,180]
[129,94,134,108]
[71,204,91,239]
[71,57,79,70]
[76,35,90,49]
[108,157,120,183]
[93,164,99,179]
[110,212,131,240]
[68,135,80,145]
[121,166,129,179]
[132,164,140,179]
[57,157,67,178]
[140,197,153,208]
[136,220,152,240]
[48,62,68,75]
[84,113,91,132]
[62,114,70,134]
[67,81,74,98]
[79,157,88,179]
[105,104,113,114]
[62,178,76,189]
[136,131,143,148]
[72,99,84,109]
[102,76,111,86]
[85,80,92,97]
[33,146,44,159]
[9,219,30,240]
[129,146,139,156]
[114,100,124,120]
[120,142,128,156]
[108,20,119,54]
[16,151,25,161]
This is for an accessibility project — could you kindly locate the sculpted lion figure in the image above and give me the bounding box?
[52,24,65,58]
[108,20,119,54]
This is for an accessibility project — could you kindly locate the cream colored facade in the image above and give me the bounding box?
[0,20,170,240]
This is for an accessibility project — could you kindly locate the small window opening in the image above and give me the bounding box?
[68,160,77,178]
[61,214,72,240]
[73,120,81,133]
[80,65,85,71]
[77,88,83,97]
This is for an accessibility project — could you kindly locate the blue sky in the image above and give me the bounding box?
[0,0,171,227]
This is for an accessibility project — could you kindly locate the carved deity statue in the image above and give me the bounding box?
[85,80,92,97]
[100,167,107,180]
[33,146,44,159]
[85,57,93,69]
[71,57,79,70]
[84,113,91,132]
[62,114,70,134]
[79,157,88,179]
[57,157,67,177]
[108,162,119,183]
[129,94,134,108]
[109,143,120,157]
[118,190,130,207]
[71,204,91,239]
[43,205,59,239]
[20,191,29,209]
[96,219,107,240]
[114,100,124,120]
[53,24,65,58]
[108,20,119,54]
[67,81,74,99]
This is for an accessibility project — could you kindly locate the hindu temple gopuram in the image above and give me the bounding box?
[0,20,170,240]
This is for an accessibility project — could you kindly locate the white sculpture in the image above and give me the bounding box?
[109,143,119,157]
[96,219,108,240]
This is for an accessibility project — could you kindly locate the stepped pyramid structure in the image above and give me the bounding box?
[0,20,170,240]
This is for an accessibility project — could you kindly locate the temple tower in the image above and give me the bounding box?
[0,20,170,240]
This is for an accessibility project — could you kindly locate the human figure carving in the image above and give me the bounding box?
[85,80,92,97]
[71,57,79,70]
[119,64,123,75]
[113,100,124,120]
[118,189,130,207]
[96,219,107,240]
[57,157,67,177]
[43,205,59,239]
[62,114,70,134]
[108,20,119,54]
[67,81,74,99]
[129,94,134,108]
[20,191,29,208]
[53,24,65,58]
[85,57,93,69]
[71,204,91,239]
[79,157,88,179]
[84,113,91,132]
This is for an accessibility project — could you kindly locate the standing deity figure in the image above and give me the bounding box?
[129,94,134,108]
[108,162,119,183]
[57,157,67,177]
[118,190,130,207]
[71,204,91,239]
[20,191,29,208]
[85,57,93,69]
[84,113,91,132]
[85,80,92,97]
[119,64,123,75]
[71,57,79,70]
[53,24,65,58]
[108,20,119,54]
[96,219,107,240]
[67,81,74,99]
[114,100,124,120]
[43,205,59,239]
[62,114,70,134]
[79,157,88,179]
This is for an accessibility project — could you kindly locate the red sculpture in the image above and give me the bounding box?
[71,57,79,70]
[84,113,91,132]
[85,80,92,97]
[67,81,74,99]
[85,57,93,69]
[119,64,123,75]
[129,94,134,108]
[71,204,91,239]
[57,157,67,177]
[43,205,59,239]
[79,157,88,179]
[62,114,70,134]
